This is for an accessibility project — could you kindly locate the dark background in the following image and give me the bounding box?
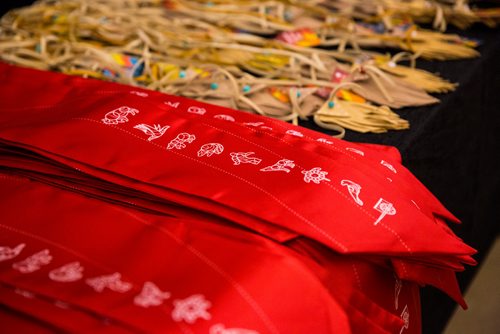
[1,2,499,333]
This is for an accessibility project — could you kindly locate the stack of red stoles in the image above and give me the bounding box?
[0,63,475,333]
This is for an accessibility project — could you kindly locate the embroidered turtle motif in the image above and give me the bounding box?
[302,167,331,184]
[198,143,224,157]
[101,106,139,125]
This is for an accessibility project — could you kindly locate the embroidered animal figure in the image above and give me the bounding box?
[102,106,139,125]
[134,123,169,141]
[0,243,25,262]
[214,114,235,122]
[340,179,364,206]
[134,281,171,308]
[86,272,132,293]
[167,133,196,150]
[198,143,224,157]
[49,262,84,282]
[12,249,52,273]
[302,167,331,184]
[171,294,211,323]
[260,159,295,173]
[230,152,262,165]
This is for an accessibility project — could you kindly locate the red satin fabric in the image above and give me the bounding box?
[0,62,474,333]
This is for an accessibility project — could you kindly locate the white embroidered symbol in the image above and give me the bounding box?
[381,160,397,173]
[167,133,196,150]
[286,129,304,137]
[86,273,132,293]
[134,124,169,141]
[395,277,403,310]
[340,180,364,206]
[134,281,171,308]
[12,249,52,273]
[0,243,25,262]
[302,167,331,184]
[261,126,273,131]
[373,198,397,225]
[130,90,148,97]
[243,122,264,127]
[387,177,393,183]
[400,305,410,334]
[164,101,180,108]
[214,114,235,122]
[210,323,260,334]
[411,200,420,210]
[260,159,295,173]
[230,152,262,165]
[171,294,212,324]
[317,138,333,144]
[101,106,139,125]
[49,262,84,282]
[187,106,206,115]
[346,147,365,156]
[15,288,35,299]
[198,143,224,157]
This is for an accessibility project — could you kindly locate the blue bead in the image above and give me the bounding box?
[296,91,301,97]
[179,71,186,78]
[243,85,251,93]
[328,101,335,108]
[210,82,219,90]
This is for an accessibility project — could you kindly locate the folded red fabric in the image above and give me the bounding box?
[0,173,353,333]
[0,62,476,333]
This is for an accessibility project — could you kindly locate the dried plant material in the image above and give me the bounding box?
[0,0,494,135]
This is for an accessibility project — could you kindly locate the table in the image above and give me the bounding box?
[302,24,500,334]
[2,2,499,333]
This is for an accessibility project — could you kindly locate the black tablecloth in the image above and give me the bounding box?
[1,2,499,333]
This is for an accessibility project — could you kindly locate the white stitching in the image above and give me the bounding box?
[73,117,349,253]
[116,209,281,334]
